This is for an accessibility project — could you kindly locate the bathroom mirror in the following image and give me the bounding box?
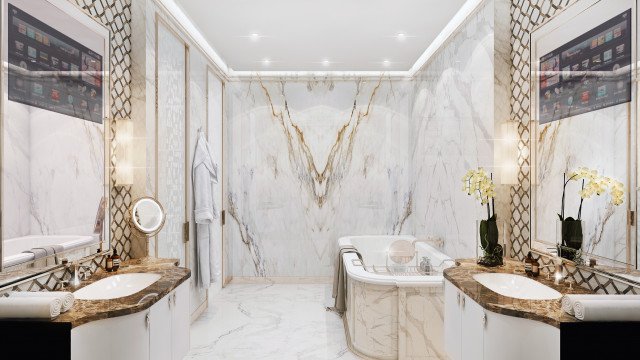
[0,0,111,272]
[530,0,638,270]
[129,197,165,237]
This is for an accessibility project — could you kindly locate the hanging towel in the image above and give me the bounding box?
[193,130,219,289]
[328,246,361,314]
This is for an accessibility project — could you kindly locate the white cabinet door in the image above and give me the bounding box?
[444,280,462,360]
[71,310,149,360]
[150,293,173,360]
[460,294,484,360]
[483,310,560,360]
[172,282,190,360]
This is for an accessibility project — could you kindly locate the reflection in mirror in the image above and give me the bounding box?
[1,0,110,272]
[530,0,636,269]
[130,197,165,236]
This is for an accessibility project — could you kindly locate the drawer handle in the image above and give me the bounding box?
[145,313,150,328]
[482,312,487,327]
[456,292,460,305]
[461,296,465,309]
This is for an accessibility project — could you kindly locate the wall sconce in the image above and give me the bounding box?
[114,118,133,186]
[498,121,519,185]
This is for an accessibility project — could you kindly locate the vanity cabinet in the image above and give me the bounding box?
[444,279,560,360]
[444,279,484,360]
[71,281,190,360]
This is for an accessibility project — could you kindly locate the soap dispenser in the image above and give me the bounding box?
[531,256,540,277]
[105,253,113,272]
[524,252,533,276]
[112,249,121,271]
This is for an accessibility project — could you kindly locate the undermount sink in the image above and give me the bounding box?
[472,273,562,300]
[74,273,162,300]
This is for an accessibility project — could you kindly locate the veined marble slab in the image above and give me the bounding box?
[534,103,629,263]
[225,79,412,277]
[3,102,105,241]
[409,0,497,261]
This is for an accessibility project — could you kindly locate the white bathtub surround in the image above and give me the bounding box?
[340,235,451,359]
[186,283,360,360]
[226,79,412,277]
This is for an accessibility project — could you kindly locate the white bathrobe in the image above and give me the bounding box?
[193,131,219,289]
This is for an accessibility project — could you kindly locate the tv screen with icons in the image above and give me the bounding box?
[538,9,631,124]
[7,4,104,123]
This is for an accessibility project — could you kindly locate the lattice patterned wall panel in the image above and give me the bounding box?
[509,0,577,260]
[72,0,133,259]
[0,255,107,294]
[535,253,640,294]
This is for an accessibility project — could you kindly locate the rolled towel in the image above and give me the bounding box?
[562,295,640,315]
[573,299,640,321]
[10,291,74,313]
[0,297,62,319]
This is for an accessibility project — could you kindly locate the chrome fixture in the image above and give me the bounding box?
[66,262,93,288]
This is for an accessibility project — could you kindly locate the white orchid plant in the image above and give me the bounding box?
[559,167,625,222]
[462,168,497,221]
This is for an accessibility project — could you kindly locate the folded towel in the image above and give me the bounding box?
[23,248,48,260]
[562,295,640,315]
[0,297,62,319]
[33,247,56,257]
[573,299,640,321]
[10,291,74,313]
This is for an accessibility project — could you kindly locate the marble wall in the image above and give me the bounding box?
[2,103,105,240]
[224,0,510,278]
[130,0,225,317]
[534,104,629,263]
[409,0,510,260]
[225,79,412,277]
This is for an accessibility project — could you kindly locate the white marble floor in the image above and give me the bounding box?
[186,283,362,360]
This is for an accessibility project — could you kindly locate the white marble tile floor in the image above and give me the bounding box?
[186,283,362,360]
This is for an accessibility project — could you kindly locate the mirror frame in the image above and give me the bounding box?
[528,0,639,269]
[0,0,112,272]
[129,197,166,237]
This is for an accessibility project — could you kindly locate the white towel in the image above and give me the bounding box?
[193,130,219,289]
[10,291,75,313]
[562,294,640,315]
[573,299,640,321]
[0,297,62,319]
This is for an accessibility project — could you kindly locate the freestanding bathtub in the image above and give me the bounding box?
[339,235,453,360]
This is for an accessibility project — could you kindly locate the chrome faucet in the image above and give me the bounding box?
[65,262,93,288]
[540,263,565,284]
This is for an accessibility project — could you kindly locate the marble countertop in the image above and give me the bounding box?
[51,257,190,328]
[443,259,593,328]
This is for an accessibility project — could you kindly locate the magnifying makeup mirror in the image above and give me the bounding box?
[129,197,165,237]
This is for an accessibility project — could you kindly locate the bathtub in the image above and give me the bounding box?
[3,234,99,268]
[339,235,453,360]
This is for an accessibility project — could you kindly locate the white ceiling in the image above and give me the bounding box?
[172,0,468,72]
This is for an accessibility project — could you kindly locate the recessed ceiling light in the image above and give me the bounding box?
[262,58,271,66]
[396,33,407,41]
[249,33,261,41]
[383,60,391,67]
[322,59,330,67]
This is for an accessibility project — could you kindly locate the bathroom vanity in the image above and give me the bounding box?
[0,258,190,360]
[444,259,640,360]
